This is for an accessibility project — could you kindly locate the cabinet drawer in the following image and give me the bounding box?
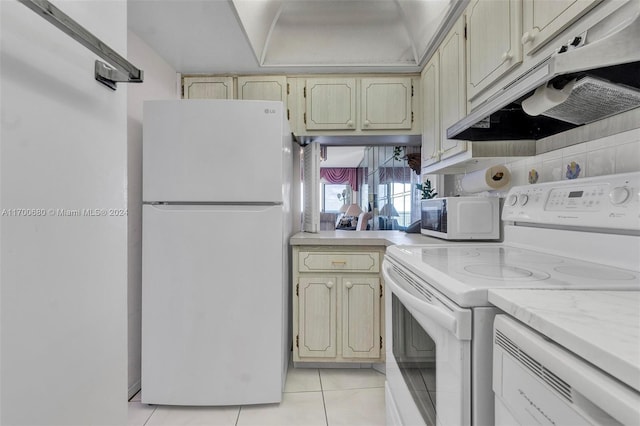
[298,252,380,273]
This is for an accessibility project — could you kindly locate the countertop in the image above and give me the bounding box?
[290,230,445,246]
[488,289,640,392]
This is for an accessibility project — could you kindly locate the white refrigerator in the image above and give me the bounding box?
[141,100,293,406]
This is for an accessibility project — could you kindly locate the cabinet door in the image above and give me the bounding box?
[237,76,287,102]
[305,78,357,130]
[466,0,522,100]
[522,0,600,56]
[182,76,234,99]
[439,17,468,160]
[341,277,380,359]
[361,78,413,130]
[298,276,337,358]
[421,54,440,169]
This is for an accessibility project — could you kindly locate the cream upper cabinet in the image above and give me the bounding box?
[521,0,600,56]
[237,76,287,102]
[466,0,523,101]
[305,78,357,130]
[293,75,420,135]
[360,77,413,130]
[439,17,467,160]
[421,54,440,169]
[421,17,467,173]
[182,76,234,99]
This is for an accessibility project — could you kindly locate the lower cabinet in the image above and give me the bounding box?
[293,247,385,363]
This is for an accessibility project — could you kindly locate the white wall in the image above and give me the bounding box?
[505,129,640,186]
[0,1,128,424]
[126,30,179,398]
[452,129,640,195]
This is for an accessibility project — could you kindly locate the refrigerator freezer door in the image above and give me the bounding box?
[141,204,286,405]
[143,100,287,203]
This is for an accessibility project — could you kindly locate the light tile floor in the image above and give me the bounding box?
[128,367,386,426]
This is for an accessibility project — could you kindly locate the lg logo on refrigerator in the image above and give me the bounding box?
[264,109,276,114]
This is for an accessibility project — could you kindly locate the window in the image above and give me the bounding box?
[363,146,421,231]
[391,182,413,228]
[321,183,349,213]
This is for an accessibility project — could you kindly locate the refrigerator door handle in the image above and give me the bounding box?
[145,203,281,212]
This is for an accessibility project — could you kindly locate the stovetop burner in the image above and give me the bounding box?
[416,244,639,282]
[463,264,550,281]
[386,172,640,308]
[387,242,640,307]
[421,246,565,265]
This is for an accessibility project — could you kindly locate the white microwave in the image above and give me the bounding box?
[421,197,501,240]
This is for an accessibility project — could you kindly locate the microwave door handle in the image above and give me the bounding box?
[383,263,458,335]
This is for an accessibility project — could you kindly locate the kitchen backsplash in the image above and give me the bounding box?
[455,128,640,194]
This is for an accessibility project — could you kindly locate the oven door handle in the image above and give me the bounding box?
[383,263,458,335]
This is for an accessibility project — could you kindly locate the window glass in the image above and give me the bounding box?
[321,184,349,212]
[391,183,412,227]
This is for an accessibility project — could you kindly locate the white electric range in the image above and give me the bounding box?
[382,172,640,426]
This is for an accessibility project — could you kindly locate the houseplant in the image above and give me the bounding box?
[416,179,437,199]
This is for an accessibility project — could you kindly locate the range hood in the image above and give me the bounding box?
[448,4,640,141]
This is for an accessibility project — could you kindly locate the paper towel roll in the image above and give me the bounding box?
[522,80,576,116]
[460,166,511,193]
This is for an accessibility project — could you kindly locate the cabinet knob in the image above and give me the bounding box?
[501,51,512,62]
[521,31,535,44]
[347,120,354,128]
[326,281,334,289]
[345,281,353,289]
[363,120,370,127]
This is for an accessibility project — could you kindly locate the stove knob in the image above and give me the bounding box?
[506,194,518,206]
[518,194,529,206]
[609,186,630,205]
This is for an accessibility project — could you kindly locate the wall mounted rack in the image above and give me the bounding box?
[18,0,144,90]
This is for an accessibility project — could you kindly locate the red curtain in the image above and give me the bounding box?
[320,168,359,191]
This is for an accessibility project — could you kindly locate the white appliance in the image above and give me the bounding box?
[493,314,639,426]
[383,172,640,425]
[141,99,293,406]
[420,196,501,240]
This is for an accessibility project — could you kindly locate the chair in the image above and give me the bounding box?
[356,211,372,231]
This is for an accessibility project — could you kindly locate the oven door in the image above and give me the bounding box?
[383,258,472,426]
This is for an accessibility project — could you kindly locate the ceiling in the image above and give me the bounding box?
[127,1,464,166]
[320,146,366,168]
[128,0,466,74]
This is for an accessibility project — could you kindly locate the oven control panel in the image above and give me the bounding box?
[502,172,639,230]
